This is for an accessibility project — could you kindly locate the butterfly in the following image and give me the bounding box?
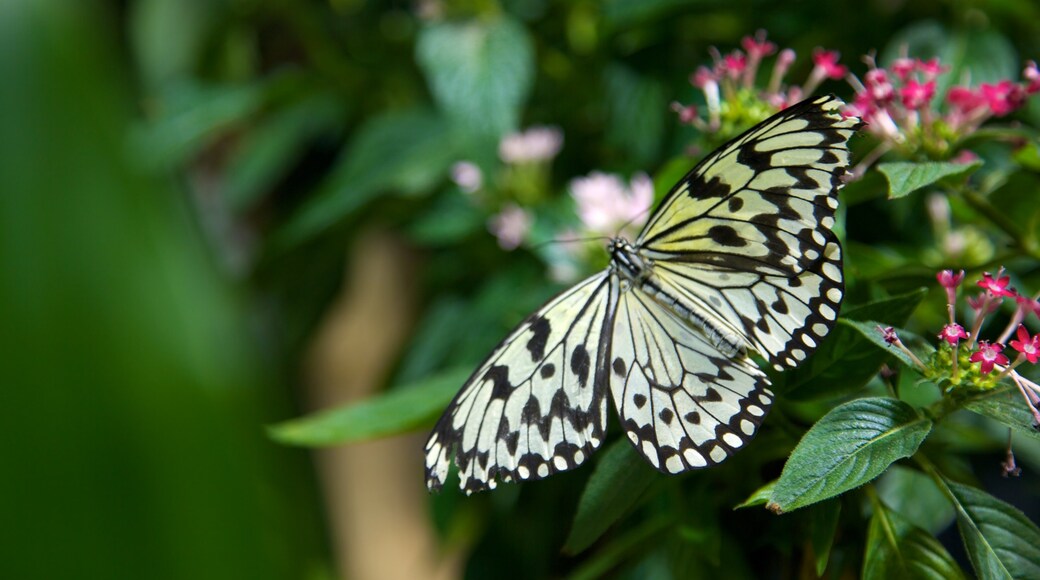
[426,95,862,493]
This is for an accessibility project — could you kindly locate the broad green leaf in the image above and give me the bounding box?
[768,398,932,512]
[877,161,983,199]
[840,320,925,369]
[273,109,459,248]
[565,439,659,554]
[736,480,776,509]
[782,289,927,400]
[811,499,841,577]
[416,16,533,140]
[224,93,346,210]
[568,516,674,580]
[877,466,955,535]
[964,386,1040,442]
[941,480,1040,579]
[267,367,471,446]
[863,499,965,580]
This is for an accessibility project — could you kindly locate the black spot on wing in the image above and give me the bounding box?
[708,225,746,247]
[658,408,674,424]
[633,394,647,409]
[684,411,701,424]
[485,365,511,400]
[612,357,627,377]
[571,345,591,387]
[526,316,551,362]
[688,173,731,200]
[540,363,555,378]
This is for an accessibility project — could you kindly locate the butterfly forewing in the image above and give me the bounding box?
[636,95,859,369]
[424,272,617,494]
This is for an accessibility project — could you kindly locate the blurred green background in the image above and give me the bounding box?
[3,0,1039,579]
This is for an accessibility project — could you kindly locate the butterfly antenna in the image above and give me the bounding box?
[613,201,657,240]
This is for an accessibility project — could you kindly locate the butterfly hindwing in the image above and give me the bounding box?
[425,272,617,493]
[637,95,858,369]
[609,285,773,473]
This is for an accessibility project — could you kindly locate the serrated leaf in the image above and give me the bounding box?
[416,16,533,139]
[782,289,927,400]
[877,161,983,199]
[267,367,471,446]
[565,438,659,554]
[941,479,1040,579]
[273,109,459,248]
[863,500,965,580]
[811,499,841,576]
[964,385,1040,442]
[736,479,776,509]
[768,398,932,513]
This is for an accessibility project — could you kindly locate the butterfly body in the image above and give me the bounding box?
[426,95,862,494]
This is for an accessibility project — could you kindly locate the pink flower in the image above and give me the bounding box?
[939,323,969,345]
[741,31,776,59]
[1010,325,1040,363]
[671,102,699,125]
[812,49,847,79]
[450,161,483,193]
[720,51,747,80]
[901,79,936,109]
[971,341,1009,374]
[1025,61,1040,94]
[498,126,563,164]
[978,271,1016,298]
[691,66,717,89]
[953,150,979,164]
[570,171,654,236]
[947,86,986,115]
[864,68,895,102]
[968,293,1000,316]
[890,57,915,80]
[937,269,965,306]
[979,80,1027,116]
[917,57,947,80]
[1015,295,1040,321]
[488,204,532,250]
[880,326,898,345]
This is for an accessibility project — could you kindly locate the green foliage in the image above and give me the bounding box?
[878,161,984,199]
[941,479,1040,578]
[863,496,965,580]
[768,398,933,512]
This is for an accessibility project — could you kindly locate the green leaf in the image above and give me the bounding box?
[877,161,983,199]
[940,479,1040,579]
[863,499,965,580]
[964,386,1040,442]
[416,15,533,140]
[768,398,932,513]
[782,289,927,400]
[567,516,674,580]
[565,439,659,554]
[840,320,935,369]
[877,466,955,535]
[603,64,666,165]
[736,479,776,509]
[811,499,841,577]
[267,367,471,446]
[273,109,459,248]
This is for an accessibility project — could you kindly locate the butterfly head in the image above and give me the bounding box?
[608,238,651,283]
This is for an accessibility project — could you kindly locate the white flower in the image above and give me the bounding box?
[488,204,532,250]
[498,126,563,164]
[570,171,654,236]
[450,161,483,193]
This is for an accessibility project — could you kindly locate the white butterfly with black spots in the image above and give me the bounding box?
[425,95,862,493]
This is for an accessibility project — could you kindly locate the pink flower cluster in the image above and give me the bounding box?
[846,56,1040,156]
[882,269,1040,428]
[671,31,849,133]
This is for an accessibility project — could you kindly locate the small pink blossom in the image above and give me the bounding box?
[880,326,898,345]
[968,293,1000,316]
[947,86,986,115]
[450,161,483,193]
[691,66,717,89]
[864,68,894,102]
[917,57,947,80]
[953,150,979,164]
[570,171,654,236]
[741,31,776,59]
[720,51,747,80]
[812,49,847,79]
[1015,295,1040,321]
[901,79,936,110]
[937,269,965,289]
[488,204,532,250]
[979,271,1016,298]
[971,341,1009,374]
[1010,325,1040,363]
[979,80,1027,116]
[890,57,915,80]
[1025,61,1040,94]
[939,323,969,345]
[671,102,700,125]
[498,126,563,164]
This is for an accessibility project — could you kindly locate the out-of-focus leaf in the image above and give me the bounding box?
[964,386,1040,442]
[416,15,533,140]
[736,480,776,509]
[568,516,674,580]
[781,289,927,400]
[565,439,659,554]
[768,398,932,513]
[1013,141,1040,171]
[268,367,471,446]
[940,479,1040,579]
[274,108,459,248]
[601,0,706,29]
[811,499,841,576]
[877,466,955,535]
[130,0,218,86]
[877,161,983,199]
[224,93,346,210]
[863,499,965,580]
[603,64,666,165]
[406,192,485,245]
